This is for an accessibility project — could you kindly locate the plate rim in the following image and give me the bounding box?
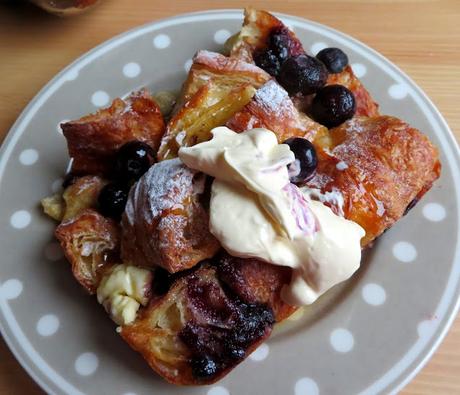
[0,8,459,395]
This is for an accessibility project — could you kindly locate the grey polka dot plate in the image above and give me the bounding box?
[0,9,459,395]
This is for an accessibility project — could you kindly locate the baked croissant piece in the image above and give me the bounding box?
[62,89,165,175]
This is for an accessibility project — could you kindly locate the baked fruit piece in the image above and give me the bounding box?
[62,89,165,175]
[157,51,270,160]
[121,158,220,273]
[229,7,379,117]
[55,209,120,294]
[121,254,293,385]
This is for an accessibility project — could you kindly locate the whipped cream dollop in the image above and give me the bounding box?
[179,127,365,305]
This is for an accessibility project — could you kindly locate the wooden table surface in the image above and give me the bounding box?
[1,0,459,393]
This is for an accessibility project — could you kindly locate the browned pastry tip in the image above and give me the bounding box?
[62,89,165,175]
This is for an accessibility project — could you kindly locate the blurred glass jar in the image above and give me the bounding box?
[30,0,102,16]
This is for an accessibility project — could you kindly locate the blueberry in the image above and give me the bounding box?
[284,138,318,183]
[268,29,291,63]
[254,49,281,77]
[190,355,218,378]
[114,141,155,182]
[97,183,129,220]
[278,54,328,95]
[316,47,349,74]
[311,85,356,128]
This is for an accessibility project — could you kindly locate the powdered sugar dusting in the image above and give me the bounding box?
[125,158,194,227]
[336,161,348,171]
[194,50,270,77]
[254,80,291,114]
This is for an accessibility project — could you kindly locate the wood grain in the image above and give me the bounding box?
[0,0,459,394]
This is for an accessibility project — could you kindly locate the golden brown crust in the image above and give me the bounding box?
[121,159,220,273]
[55,209,120,294]
[62,89,165,175]
[306,116,440,245]
[158,82,257,160]
[158,51,270,160]
[177,50,270,109]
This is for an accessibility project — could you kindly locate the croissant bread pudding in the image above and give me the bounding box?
[41,8,440,385]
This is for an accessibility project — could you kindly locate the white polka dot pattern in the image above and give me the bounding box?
[19,149,39,165]
[122,62,141,78]
[36,314,60,336]
[330,328,354,353]
[310,42,328,55]
[388,83,409,99]
[207,386,230,395]
[153,34,171,49]
[362,283,386,306]
[214,29,231,44]
[422,203,446,222]
[10,210,31,229]
[91,91,110,107]
[392,241,417,263]
[1,279,23,300]
[75,352,99,376]
[295,377,320,395]
[417,320,435,338]
[351,63,367,78]
[249,343,269,361]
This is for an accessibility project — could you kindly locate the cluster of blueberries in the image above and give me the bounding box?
[254,28,356,129]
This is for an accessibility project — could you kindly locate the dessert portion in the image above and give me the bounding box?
[41,7,440,386]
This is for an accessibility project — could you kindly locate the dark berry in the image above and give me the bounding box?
[311,85,356,128]
[316,47,349,74]
[114,141,155,182]
[97,183,129,220]
[254,49,281,77]
[278,54,328,95]
[268,30,290,63]
[284,138,318,184]
[190,355,218,378]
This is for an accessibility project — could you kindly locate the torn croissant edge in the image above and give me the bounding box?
[41,6,441,386]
